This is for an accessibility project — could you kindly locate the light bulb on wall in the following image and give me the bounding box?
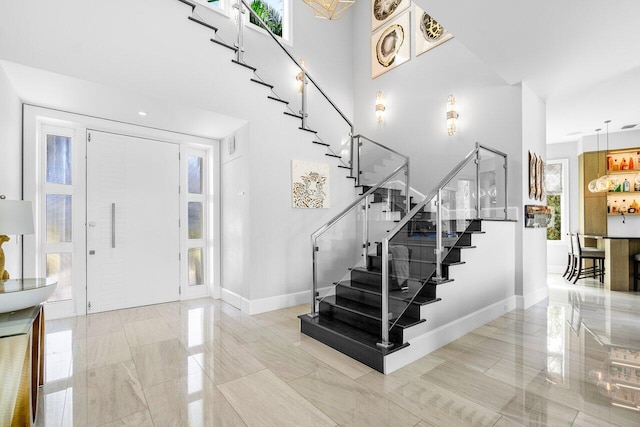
[375,91,385,124]
[447,94,459,136]
[296,59,306,93]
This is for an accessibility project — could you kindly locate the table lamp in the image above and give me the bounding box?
[0,196,35,280]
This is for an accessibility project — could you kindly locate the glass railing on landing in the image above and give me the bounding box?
[377,143,509,349]
[354,135,409,188]
[310,163,410,318]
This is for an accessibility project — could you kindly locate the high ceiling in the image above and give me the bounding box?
[420,0,640,143]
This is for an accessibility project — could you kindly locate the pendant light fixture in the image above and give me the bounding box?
[590,120,615,193]
[301,0,355,20]
[588,128,602,193]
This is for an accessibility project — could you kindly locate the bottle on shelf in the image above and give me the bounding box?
[607,156,613,171]
[614,159,620,171]
[622,158,629,170]
[623,178,631,192]
[631,156,635,170]
[612,200,619,213]
[636,152,640,170]
[621,200,627,213]
[607,199,611,213]
[631,200,639,213]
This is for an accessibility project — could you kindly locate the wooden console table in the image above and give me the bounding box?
[0,304,45,427]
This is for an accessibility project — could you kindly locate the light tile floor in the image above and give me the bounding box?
[36,275,640,426]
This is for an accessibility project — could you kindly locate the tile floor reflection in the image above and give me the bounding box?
[36,275,640,426]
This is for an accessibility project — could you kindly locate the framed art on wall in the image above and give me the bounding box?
[371,11,411,79]
[529,151,536,199]
[371,0,411,31]
[414,5,453,56]
[291,160,330,208]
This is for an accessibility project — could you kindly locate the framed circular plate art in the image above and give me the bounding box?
[371,0,411,31]
[371,11,411,79]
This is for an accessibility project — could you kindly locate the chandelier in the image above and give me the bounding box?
[301,0,355,20]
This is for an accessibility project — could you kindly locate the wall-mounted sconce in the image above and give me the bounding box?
[447,94,459,136]
[375,91,385,124]
[296,59,306,93]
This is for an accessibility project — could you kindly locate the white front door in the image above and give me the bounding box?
[86,131,180,313]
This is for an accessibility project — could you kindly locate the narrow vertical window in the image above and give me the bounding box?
[185,152,208,287]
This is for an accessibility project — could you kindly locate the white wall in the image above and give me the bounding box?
[519,83,548,306]
[0,0,358,312]
[0,65,23,277]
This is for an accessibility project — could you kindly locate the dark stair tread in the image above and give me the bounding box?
[267,95,289,105]
[299,315,409,362]
[299,127,318,133]
[284,111,303,119]
[321,295,424,329]
[231,59,257,71]
[211,38,237,51]
[337,282,441,306]
[312,141,330,146]
[177,0,196,10]
[250,78,274,89]
[337,165,351,169]
[325,153,342,158]
[346,176,357,180]
[187,16,218,32]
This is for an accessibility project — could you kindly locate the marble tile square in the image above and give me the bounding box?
[71,331,132,372]
[388,378,502,426]
[123,318,177,347]
[294,336,373,380]
[144,372,245,427]
[101,410,154,427]
[243,334,328,382]
[69,361,147,427]
[131,338,202,388]
[289,367,421,427]
[219,369,336,426]
[84,310,125,338]
[190,337,265,385]
[118,305,162,324]
[483,358,544,388]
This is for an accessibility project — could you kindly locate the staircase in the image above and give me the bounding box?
[173,0,511,374]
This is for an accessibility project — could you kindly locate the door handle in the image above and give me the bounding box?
[112,203,116,249]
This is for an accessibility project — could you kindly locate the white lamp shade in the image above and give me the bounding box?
[0,200,35,235]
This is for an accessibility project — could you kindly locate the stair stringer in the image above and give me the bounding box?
[383,220,518,373]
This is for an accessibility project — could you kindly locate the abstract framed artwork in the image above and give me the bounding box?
[371,0,411,31]
[414,5,453,56]
[371,11,411,79]
[529,151,536,199]
[291,160,330,209]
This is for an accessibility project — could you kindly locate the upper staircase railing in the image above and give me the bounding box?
[378,143,509,348]
[234,0,357,170]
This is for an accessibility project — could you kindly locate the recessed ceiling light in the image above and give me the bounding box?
[138,111,147,116]
[621,124,637,130]
[566,131,582,136]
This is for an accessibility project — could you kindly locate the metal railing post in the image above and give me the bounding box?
[363,195,369,269]
[356,136,362,186]
[300,70,308,129]
[434,189,444,281]
[377,238,392,349]
[349,129,355,177]
[504,156,508,220]
[309,237,318,318]
[234,0,244,62]
[405,161,410,214]
[475,144,481,219]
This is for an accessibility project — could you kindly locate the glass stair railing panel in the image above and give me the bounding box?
[380,144,509,347]
[357,136,408,188]
[314,198,367,308]
[478,146,508,219]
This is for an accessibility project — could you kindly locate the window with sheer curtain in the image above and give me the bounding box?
[545,160,567,241]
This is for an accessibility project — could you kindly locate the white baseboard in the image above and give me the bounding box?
[384,295,518,374]
[220,287,324,315]
[516,286,549,310]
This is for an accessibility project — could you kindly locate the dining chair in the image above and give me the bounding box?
[571,233,605,284]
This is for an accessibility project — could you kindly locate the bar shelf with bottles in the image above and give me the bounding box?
[606,148,640,215]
